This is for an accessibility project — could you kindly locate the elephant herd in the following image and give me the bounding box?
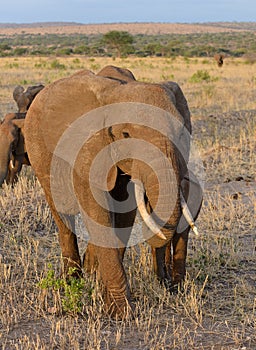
[0,65,203,317]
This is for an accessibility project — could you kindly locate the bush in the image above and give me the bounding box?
[13,47,28,56]
[50,59,66,70]
[38,265,88,314]
[189,70,218,83]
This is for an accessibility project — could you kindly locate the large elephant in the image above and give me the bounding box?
[24,66,202,316]
[0,84,44,186]
[96,66,202,289]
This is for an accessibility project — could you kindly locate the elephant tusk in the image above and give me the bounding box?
[180,191,199,236]
[134,182,167,241]
[10,159,15,169]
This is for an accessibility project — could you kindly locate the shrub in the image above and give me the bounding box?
[50,59,66,70]
[189,70,218,83]
[38,265,87,314]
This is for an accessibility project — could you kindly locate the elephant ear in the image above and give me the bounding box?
[13,85,24,103]
[160,81,191,134]
[12,119,26,155]
[89,155,118,191]
[13,85,30,113]
[25,84,44,109]
[13,84,44,112]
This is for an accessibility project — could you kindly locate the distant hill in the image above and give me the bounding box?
[0,21,255,36]
[0,22,83,28]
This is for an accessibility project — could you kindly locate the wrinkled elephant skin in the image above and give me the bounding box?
[24,66,202,317]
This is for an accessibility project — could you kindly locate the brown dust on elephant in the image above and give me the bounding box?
[0,84,44,186]
[24,66,202,317]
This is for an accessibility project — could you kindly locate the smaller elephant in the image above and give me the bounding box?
[0,84,44,186]
[13,84,44,113]
[0,113,27,186]
[214,54,224,67]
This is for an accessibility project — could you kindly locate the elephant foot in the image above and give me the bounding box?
[82,242,98,274]
[62,257,83,279]
[104,293,134,319]
[170,271,185,294]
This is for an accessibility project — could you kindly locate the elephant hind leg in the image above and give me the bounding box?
[151,243,172,290]
[58,213,82,277]
[152,232,188,293]
[172,228,189,286]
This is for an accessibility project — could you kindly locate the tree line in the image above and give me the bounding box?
[0,30,255,58]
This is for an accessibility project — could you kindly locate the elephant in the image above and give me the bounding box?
[98,66,201,289]
[24,66,202,317]
[13,84,45,113]
[0,84,44,186]
[214,54,224,67]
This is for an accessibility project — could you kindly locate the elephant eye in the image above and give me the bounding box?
[122,132,130,138]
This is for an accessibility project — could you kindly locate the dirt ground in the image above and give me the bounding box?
[0,22,247,36]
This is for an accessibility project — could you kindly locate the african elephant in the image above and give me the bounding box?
[0,84,44,186]
[24,66,202,316]
[13,84,44,113]
[96,66,202,289]
[214,54,224,67]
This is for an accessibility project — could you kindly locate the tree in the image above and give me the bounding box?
[102,31,134,57]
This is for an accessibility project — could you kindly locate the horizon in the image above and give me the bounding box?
[1,0,255,24]
[0,20,255,26]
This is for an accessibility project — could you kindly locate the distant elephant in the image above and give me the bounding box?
[0,84,44,186]
[24,66,202,317]
[214,54,224,67]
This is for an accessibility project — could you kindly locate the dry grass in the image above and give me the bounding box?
[0,56,255,349]
[0,22,246,36]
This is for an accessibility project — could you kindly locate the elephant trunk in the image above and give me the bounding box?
[0,132,13,186]
[133,143,181,248]
[0,149,10,186]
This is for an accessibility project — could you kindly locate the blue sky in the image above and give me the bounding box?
[0,0,255,24]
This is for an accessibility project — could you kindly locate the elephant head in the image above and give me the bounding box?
[0,84,44,186]
[13,84,44,112]
[24,67,202,317]
[0,113,26,186]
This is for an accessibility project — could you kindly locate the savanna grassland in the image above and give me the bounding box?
[0,54,255,349]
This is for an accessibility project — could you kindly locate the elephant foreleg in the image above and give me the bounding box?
[83,241,98,273]
[96,246,132,317]
[45,193,81,277]
[57,213,82,277]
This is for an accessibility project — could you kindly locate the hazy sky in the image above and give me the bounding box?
[0,0,255,24]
